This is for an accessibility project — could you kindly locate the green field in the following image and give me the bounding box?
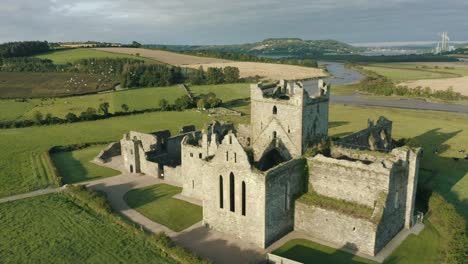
[0,193,177,263]
[0,71,115,98]
[272,239,375,264]
[0,94,466,262]
[35,48,158,64]
[361,63,468,82]
[0,83,249,122]
[124,184,203,232]
[51,145,120,184]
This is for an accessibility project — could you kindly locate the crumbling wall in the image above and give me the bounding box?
[336,116,393,151]
[294,203,377,256]
[95,142,121,163]
[264,158,306,246]
[308,154,391,207]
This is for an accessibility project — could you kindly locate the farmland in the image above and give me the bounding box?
[0,72,115,98]
[0,193,177,263]
[0,83,248,122]
[36,48,159,64]
[362,62,468,96]
[95,47,326,80]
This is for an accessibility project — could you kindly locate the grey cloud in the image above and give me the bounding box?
[0,0,467,44]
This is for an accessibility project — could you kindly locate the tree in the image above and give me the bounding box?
[80,107,97,120]
[159,99,170,111]
[131,41,142,48]
[223,66,240,83]
[197,98,207,110]
[206,67,224,84]
[65,112,78,123]
[121,104,129,112]
[33,111,43,124]
[188,66,206,85]
[99,102,110,115]
[174,95,193,111]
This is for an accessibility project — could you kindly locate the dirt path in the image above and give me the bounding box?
[0,186,65,204]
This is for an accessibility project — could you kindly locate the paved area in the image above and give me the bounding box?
[332,95,468,113]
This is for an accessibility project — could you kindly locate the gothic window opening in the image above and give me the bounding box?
[273,105,278,115]
[273,131,277,139]
[242,181,246,216]
[229,135,232,144]
[199,153,202,159]
[230,172,235,212]
[219,176,224,209]
[226,151,229,161]
[234,152,237,163]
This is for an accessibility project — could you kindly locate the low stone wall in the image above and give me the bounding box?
[267,253,303,264]
[294,202,377,256]
[95,142,121,163]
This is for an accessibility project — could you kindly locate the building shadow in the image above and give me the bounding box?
[329,121,350,129]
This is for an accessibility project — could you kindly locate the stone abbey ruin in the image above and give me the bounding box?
[96,79,421,256]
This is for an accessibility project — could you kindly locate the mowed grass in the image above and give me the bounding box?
[51,145,120,184]
[35,48,158,64]
[0,193,176,263]
[124,184,203,232]
[0,72,115,98]
[0,83,249,122]
[272,238,375,264]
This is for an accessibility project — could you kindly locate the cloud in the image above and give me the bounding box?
[0,0,467,44]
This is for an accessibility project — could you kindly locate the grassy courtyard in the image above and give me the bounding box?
[51,145,120,184]
[124,184,203,232]
[273,239,375,264]
[0,193,177,263]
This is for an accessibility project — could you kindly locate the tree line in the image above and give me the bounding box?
[0,41,50,58]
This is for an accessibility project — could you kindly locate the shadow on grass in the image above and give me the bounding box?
[409,128,468,220]
[51,151,88,184]
[123,184,178,208]
[329,121,350,129]
[223,97,250,109]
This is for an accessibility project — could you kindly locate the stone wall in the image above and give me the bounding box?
[308,154,390,207]
[294,203,377,256]
[336,116,392,151]
[181,142,208,200]
[264,158,306,246]
[201,133,267,248]
[164,165,182,186]
[95,142,121,163]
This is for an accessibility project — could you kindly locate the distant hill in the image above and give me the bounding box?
[149,38,362,57]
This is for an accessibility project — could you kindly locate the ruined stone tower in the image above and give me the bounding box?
[250,80,330,163]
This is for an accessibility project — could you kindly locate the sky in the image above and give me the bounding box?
[1,0,467,45]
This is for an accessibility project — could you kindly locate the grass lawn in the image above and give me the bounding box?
[0,193,176,263]
[51,145,120,184]
[35,48,159,64]
[124,184,203,232]
[272,239,375,264]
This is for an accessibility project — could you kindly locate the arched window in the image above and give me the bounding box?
[273,105,278,115]
[242,181,246,216]
[234,152,237,163]
[219,176,224,209]
[229,135,232,144]
[226,151,229,161]
[230,172,235,212]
